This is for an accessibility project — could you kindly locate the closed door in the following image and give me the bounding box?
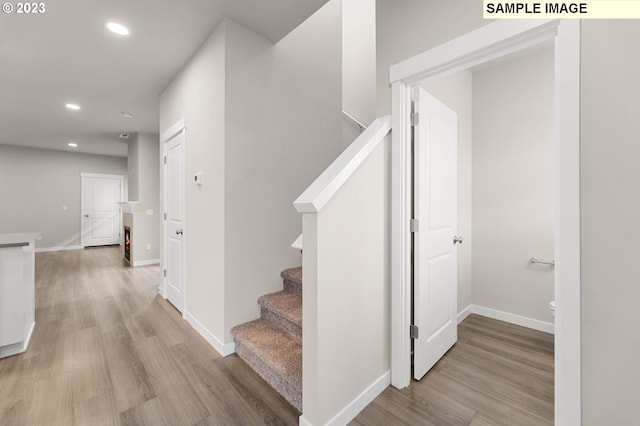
[81,174,123,247]
[164,129,185,312]
[412,87,459,380]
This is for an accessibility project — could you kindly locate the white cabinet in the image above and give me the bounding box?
[0,233,37,358]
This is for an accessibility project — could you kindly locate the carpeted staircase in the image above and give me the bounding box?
[230,267,302,411]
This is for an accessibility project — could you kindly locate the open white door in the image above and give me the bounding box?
[81,174,123,247]
[164,129,185,312]
[412,87,459,380]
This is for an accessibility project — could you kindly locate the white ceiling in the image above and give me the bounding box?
[0,0,328,157]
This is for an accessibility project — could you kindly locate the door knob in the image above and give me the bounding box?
[176,229,183,235]
[84,214,89,218]
[453,236,463,245]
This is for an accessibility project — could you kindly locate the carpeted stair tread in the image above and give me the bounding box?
[281,267,302,285]
[258,291,302,327]
[231,319,302,410]
[281,267,302,295]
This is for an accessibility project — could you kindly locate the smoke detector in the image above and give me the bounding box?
[119,133,130,140]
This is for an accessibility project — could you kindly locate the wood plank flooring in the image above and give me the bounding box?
[351,314,554,426]
[0,246,554,425]
[0,246,300,426]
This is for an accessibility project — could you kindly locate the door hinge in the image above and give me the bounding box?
[410,324,419,339]
[410,112,419,126]
[163,212,167,220]
[410,219,419,233]
[163,269,167,277]
[163,155,167,164]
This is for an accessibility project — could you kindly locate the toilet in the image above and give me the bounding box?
[549,300,556,317]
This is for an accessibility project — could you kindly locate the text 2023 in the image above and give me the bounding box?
[17,3,45,13]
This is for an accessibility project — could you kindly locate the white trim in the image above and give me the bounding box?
[457,304,473,324]
[299,371,390,426]
[291,233,303,251]
[35,245,82,253]
[183,311,235,357]
[342,110,367,132]
[22,321,35,352]
[390,82,412,389]
[0,321,35,358]
[298,416,312,426]
[132,258,160,267]
[79,172,125,179]
[160,118,186,144]
[294,116,391,213]
[470,305,555,334]
[389,19,581,426]
[390,19,559,85]
[553,19,581,426]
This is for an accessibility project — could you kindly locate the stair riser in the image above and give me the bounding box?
[261,306,302,343]
[283,278,302,296]
[234,338,302,411]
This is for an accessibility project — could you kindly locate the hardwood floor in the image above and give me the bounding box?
[0,246,300,426]
[0,246,553,425]
[351,314,554,426]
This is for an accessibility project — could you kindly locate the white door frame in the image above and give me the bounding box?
[161,119,187,313]
[80,172,124,248]
[389,20,581,426]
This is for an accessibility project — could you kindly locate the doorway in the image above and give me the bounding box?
[390,19,581,426]
[80,173,124,247]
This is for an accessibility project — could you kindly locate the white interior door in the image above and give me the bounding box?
[81,174,123,247]
[413,87,459,380]
[164,129,185,312]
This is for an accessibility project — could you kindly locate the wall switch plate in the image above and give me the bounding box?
[146,243,151,250]
[194,172,203,185]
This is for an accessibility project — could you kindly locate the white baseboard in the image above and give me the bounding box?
[132,258,160,267]
[0,321,35,358]
[23,321,35,352]
[36,245,82,253]
[467,304,555,334]
[300,371,390,426]
[457,304,473,324]
[183,311,235,356]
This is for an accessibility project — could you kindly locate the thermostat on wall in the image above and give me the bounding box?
[194,172,203,185]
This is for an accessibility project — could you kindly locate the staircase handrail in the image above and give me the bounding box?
[342,110,367,132]
[294,115,391,213]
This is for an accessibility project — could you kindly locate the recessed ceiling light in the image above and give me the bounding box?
[121,112,134,119]
[68,142,78,147]
[65,103,81,110]
[106,22,129,36]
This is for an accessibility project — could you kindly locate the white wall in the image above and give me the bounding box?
[376,0,485,116]
[160,21,227,341]
[471,45,555,324]
[0,144,127,250]
[127,132,160,264]
[160,1,345,351]
[421,70,473,316]
[342,0,376,146]
[224,3,344,342]
[581,20,640,425]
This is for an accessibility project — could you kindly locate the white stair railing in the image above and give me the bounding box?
[293,115,392,424]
